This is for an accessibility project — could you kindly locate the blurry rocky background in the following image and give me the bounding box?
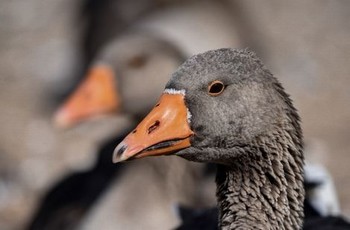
[0,0,349,229]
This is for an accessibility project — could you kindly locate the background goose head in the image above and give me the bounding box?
[114,48,304,229]
[54,33,184,128]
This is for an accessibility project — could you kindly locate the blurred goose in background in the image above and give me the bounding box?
[113,48,350,229]
[56,0,185,105]
[29,34,200,230]
[54,33,186,128]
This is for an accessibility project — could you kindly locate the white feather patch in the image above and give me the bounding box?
[163,88,186,95]
[163,88,191,123]
[186,108,192,123]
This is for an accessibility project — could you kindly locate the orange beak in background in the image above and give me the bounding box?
[113,93,194,163]
[54,64,121,128]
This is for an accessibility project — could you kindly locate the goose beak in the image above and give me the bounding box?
[54,64,121,128]
[113,93,194,163]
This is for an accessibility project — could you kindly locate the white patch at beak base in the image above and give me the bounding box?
[164,88,191,123]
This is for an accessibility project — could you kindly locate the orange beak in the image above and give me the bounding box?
[54,64,121,128]
[113,93,194,163]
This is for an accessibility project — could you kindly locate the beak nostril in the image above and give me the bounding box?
[148,120,160,134]
[132,129,137,134]
[155,103,160,107]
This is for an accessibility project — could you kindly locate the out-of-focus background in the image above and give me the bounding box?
[0,0,349,229]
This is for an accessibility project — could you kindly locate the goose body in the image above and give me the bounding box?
[114,48,305,229]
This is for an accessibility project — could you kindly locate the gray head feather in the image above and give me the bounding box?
[165,48,304,229]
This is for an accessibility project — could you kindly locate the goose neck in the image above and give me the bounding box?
[215,144,304,230]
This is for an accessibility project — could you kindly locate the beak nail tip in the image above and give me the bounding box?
[112,143,127,163]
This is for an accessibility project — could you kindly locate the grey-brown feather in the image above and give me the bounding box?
[216,126,304,229]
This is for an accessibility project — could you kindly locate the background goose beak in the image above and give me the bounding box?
[113,93,194,163]
[53,64,121,128]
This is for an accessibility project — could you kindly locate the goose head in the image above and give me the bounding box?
[113,48,304,228]
[113,48,302,165]
[54,33,184,128]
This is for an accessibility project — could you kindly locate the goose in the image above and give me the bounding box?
[29,34,204,229]
[113,48,306,229]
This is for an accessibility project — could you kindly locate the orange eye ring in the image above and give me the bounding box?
[208,80,225,96]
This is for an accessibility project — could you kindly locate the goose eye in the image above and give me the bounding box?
[208,80,225,96]
[127,55,147,69]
